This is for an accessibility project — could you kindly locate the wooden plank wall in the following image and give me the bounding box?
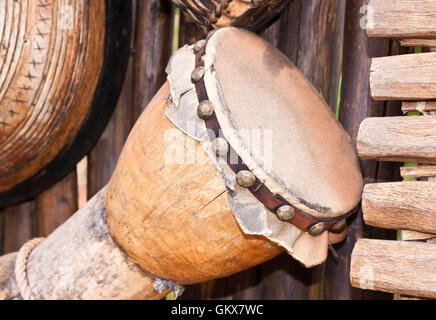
[0,0,398,300]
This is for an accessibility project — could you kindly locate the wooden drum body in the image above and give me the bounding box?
[106,27,363,285]
[0,0,131,207]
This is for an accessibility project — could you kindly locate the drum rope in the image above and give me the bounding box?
[14,237,45,300]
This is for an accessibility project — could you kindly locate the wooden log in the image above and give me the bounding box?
[402,101,436,113]
[324,0,396,301]
[362,182,436,234]
[0,253,20,300]
[35,171,77,237]
[366,0,436,39]
[351,239,436,299]
[0,189,165,300]
[400,165,436,178]
[357,116,436,164]
[370,52,436,101]
[401,230,435,241]
[400,39,436,48]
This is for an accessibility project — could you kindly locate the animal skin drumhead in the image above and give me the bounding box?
[203,27,363,219]
[0,0,131,207]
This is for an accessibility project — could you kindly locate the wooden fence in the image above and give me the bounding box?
[0,0,400,300]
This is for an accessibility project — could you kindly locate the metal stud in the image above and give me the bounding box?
[330,219,346,232]
[213,137,229,157]
[193,39,206,53]
[308,222,325,236]
[236,170,256,188]
[191,66,205,83]
[276,205,296,221]
[197,100,214,119]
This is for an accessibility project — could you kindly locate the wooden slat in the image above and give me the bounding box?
[400,165,436,178]
[367,0,436,39]
[402,101,436,113]
[1,201,35,255]
[370,52,436,101]
[351,239,436,299]
[362,182,436,234]
[402,230,435,241]
[357,116,436,164]
[400,39,436,48]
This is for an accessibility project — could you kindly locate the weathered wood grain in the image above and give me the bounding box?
[402,230,435,241]
[362,182,436,234]
[0,253,20,300]
[0,189,166,300]
[357,116,436,164]
[132,0,171,120]
[370,52,436,101]
[1,201,35,255]
[367,0,436,39]
[351,239,436,299]
[400,165,436,178]
[400,39,436,48]
[402,101,436,113]
[35,171,77,237]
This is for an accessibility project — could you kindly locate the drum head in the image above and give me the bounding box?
[204,27,362,218]
[0,0,131,207]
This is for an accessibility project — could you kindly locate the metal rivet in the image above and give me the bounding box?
[197,100,214,119]
[330,219,346,232]
[308,222,325,236]
[191,66,205,83]
[193,39,206,53]
[236,170,256,188]
[213,138,229,157]
[276,205,296,221]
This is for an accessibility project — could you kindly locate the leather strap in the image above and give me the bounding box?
[193,44,356,233]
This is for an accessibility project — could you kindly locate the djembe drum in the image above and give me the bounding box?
[0,0,131,207]
[0,27,362,300]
